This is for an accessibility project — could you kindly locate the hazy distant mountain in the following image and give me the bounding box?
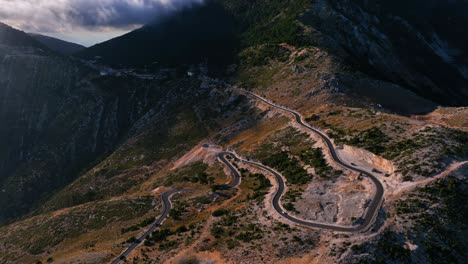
[0,22,45,49]
[29,33,85,55]
[77,2,238,75]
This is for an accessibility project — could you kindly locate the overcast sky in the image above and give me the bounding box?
[0,0,204,46]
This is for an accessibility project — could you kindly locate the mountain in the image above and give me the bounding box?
[299,0,468,106]
[78,2,238,75]
[29,33,85,55]
[0,2,467,264]
[0,23,211,224]
[80,0,468,106]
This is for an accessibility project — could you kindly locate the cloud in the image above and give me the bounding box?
[0,0,204,33]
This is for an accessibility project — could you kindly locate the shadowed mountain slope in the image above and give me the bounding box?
[29,33,85,56]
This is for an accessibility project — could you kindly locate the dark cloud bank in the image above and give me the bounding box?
[0,0,204,32]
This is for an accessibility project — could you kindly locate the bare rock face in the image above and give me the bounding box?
[300,0,468,106]
[340,144,395,175]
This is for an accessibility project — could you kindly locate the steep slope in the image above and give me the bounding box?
[0,22,46,49]
[300,0,468,106]
[78,0,468,106]
[0,74,253,264]
[218,0,468,107]
[29,33,85,55]
[0,24,200,224]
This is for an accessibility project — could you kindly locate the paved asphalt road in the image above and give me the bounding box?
[111,92,385,263]
[110,189,180,264]
[243,90,384,232]
[110,152,240,264]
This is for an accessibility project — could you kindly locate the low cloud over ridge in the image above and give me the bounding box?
[0,0,204,33]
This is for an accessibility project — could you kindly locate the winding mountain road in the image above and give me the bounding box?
[242,90,384,232]
[110,152,240,264]
[110,189,181,264]
[111,92,385,263]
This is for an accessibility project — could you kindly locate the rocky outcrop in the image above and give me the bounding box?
[341,144,395,175]
[300,0,468,106]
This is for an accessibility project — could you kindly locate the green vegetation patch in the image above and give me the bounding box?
[170,201,189,220]
[298,147,341,178]
[347,127,390,155]
[239,44,290,67]
[262,151,311,185]
[246,172,272,201]
[219,0,310,47]
[244,127,321,185]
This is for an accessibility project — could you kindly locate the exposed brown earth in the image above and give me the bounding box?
[414,107,468,131]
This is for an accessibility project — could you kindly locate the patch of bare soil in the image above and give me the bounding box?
[294,175,373,225]
[414,107,468,131]
[169,251,229,264]
[172,141,222,169]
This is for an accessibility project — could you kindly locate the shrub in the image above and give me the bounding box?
[262,151,311,184]
[212,209,228,217]
[283,203,297,212]
[235,231,263,242]
[210,226,225,238]
[348,127,389,155]
[150,229,171,242]
[403,176,413,182]
[176,226,188,233]
[299,148,330,175]
[219,215,238,226]
[226,239,240,249]
[305,114,320,122]
[126,236,136,243]
[376,231,411,262]
[159,240,178,250]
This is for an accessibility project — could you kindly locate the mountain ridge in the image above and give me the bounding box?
[28,33,85,55]
[0,22,48,49]
[77,0,468,106]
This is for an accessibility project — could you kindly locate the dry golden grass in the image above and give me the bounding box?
[415,107,468,131]
[227,115,289,152]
